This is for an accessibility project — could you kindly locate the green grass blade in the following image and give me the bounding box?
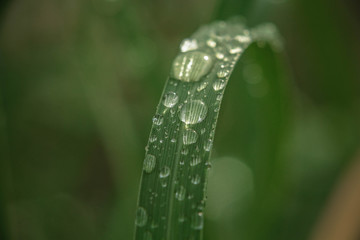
[135,18,283,240]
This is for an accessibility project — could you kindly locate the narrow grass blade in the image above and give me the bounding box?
[135,18,283,240]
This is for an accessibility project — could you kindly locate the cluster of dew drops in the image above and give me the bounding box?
[136,20,254,237]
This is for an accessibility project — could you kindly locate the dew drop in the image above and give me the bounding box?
[181,148,189,155]
[206,38,217,48]
[197,81,208,92]
[212,79,226,91]
[191,212,204,230]
[180,38,198,52]
[171,51,213,82]
[159,166,170,178]
[143,154,156,173]
[175,185,186,201]
[179,100,208,125]
[204,139,213,151]
[183,128,199,145]
[190,156,201,167]
[149,135,157,143]
[217,69,230,78]
[229,46,243,54]
[162,92,179,108]
[191,174,201,185]
[152,114,164,125]
[135,207,148,227]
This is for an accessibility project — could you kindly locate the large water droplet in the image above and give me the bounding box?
[171,51,213,82]
[212,79,226,91]
[179,100,208,125]
[183,128,199,145]
[159,166,171,178]
[191,212,204,230]
[143,154,156,173]
[180,38,198,52]
[191,174,201,185]
[135,207,148,227]
[175,185,186,201]
[162,92,179,108]
[152,114,164,125]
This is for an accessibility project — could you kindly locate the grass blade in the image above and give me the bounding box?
[135,18,283,240]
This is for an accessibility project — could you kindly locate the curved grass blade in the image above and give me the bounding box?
[135,18,283,240]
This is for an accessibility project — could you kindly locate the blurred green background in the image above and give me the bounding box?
[1,0,360,239]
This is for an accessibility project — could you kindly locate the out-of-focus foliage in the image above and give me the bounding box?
[0,0,359,240]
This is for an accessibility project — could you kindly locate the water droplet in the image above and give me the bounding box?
[212,79,226,91]
[190,156,201,167]
[204,139,213,151]
[197,81,208,92]
[180,38,198,52]
[217,69,230,78]
[135,207,148,227]
[171,51,213,82]
[191,174,201,185]
[216,94,223,101]
[183,128,198,145]
[181,148,189,155]
[200,128,206,134]
[175,186,186,201]
[229,46,243,54]
[235,34,251,44]
[152,114,164,125]
[162,92,179,108]
[179,100,208,125]
[149,135,157,143]
[159,166,170,178]
[206,39,217,48]
[143,154,156,173]
[215,52,224,60]
[191,212,204,230]
[171,138,177,143]
[143,231,152,240]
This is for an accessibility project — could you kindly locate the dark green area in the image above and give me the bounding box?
[1,0,359,239]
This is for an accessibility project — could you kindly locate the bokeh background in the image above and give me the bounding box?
[1,0,360,239]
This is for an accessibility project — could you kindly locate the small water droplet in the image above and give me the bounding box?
[171,138,177,143]
[179,100,208,125]
[191,174,201,185]
[175,185,186,201]
[212,79,226,91]
[229,46,243,54]
[197,81,208,92]
[162,92,179,108]
[190,156,201,167]
[143,154,156,173]
[204,139,213,151]
[149,135,157,143]
[159,166,171,178]
[152,114,164,125]
[217,69,230,78]
[235,34,251,44]
[135,207,148,227]
[191,212,204,230]
[215,52,224,60]
[181,148,189,155]
[183,128,198,145]
[200,128,206,134]
[171,51,213,82]
[206,39,217,48]
[180,38,198,52]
